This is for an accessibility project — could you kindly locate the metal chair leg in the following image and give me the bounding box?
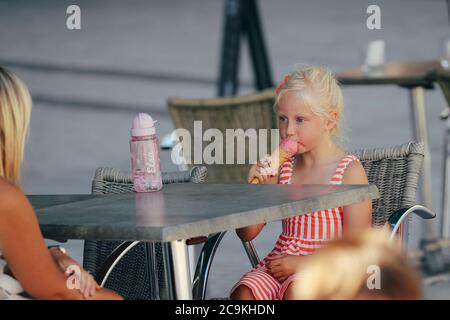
[192,232,227,300]
[242,240,261,268]
[144,242,160,299]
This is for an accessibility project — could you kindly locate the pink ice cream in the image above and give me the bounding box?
[251,138,298,184]
[280,138,298,157]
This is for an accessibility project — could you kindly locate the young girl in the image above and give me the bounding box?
[230,66,372,300]
[0,66,121,299]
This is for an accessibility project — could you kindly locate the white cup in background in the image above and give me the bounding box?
[440,37,450,69]
[362,40,385,75]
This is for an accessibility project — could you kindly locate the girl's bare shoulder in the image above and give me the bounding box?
[342,158,368,185]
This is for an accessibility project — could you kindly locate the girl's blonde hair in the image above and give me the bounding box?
[0,67,32,185]
[274,66,346,146]
[293,228,421,300]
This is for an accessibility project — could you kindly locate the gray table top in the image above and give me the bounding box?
[336,59,441,88]
[29,183,379,242]
[29,194,98,209]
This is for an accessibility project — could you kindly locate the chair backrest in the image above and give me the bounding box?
[167,89,276,183]
[351,141,424,228]
[83,166,207,300]
[91,166,208,194]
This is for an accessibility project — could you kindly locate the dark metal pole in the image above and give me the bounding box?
[242,0,274,90]
[217,0,243,97]
[447,0,450,28]
[218,0,273,96]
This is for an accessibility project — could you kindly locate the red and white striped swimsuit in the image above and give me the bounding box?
[230,154,360,300]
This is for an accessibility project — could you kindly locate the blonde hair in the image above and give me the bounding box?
[0,67,32,185]
[274,66,346,146]
[294,228,421,300]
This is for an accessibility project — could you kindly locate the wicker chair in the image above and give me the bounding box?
[192,141,435,299]
[83,166,207,300]
[167,89,277,183]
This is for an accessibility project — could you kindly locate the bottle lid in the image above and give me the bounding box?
[131,113,157,136]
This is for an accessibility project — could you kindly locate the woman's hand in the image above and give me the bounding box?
[265,254,303,283]
[248,155,278,184]
[49,248,100,299]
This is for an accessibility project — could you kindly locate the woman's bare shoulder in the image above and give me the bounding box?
[0,178,28,211]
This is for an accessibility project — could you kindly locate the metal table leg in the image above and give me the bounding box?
[188,244,201,284]
[441,113,450,239]
[409,86,438,240]
[168,239,193,299]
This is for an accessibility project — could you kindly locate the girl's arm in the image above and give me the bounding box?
[236,223,266,242]
[341,161,373,236]
[0,181,121,300]
[237,162,279,242]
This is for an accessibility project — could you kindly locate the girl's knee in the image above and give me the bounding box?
[230,285,255,300]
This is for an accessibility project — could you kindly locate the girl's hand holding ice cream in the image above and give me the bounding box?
[248,138,298,184]
[247,155,279,184]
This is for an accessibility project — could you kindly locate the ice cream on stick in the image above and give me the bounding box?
[251,138,298,184]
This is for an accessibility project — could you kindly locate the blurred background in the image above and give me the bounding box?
[1,0,449,298]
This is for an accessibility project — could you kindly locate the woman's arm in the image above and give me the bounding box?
[48,246,102,298]
[0,180,121,300]
[341,161,372,236]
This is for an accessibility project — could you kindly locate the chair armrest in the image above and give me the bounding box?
[161,166,207,184]
[97,236,207,287]
[388,205,436,240]
[95,241,141,286]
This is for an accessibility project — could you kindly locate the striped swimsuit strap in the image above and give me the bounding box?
[279,154,359,185]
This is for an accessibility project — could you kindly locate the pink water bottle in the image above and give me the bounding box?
[130,113,163,192]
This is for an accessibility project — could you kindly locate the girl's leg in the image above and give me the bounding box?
[230,284,255,300]
[230,269,281,300]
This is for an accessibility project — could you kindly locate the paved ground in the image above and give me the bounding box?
[0,0,449,299]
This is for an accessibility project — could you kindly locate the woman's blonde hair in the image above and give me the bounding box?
[294,228,421,300]
[274,66,346,146]
[0,67,32,185]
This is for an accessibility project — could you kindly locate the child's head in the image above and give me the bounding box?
[293,228,421,300]
[0,66,32,185]
[274,66,345,153]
